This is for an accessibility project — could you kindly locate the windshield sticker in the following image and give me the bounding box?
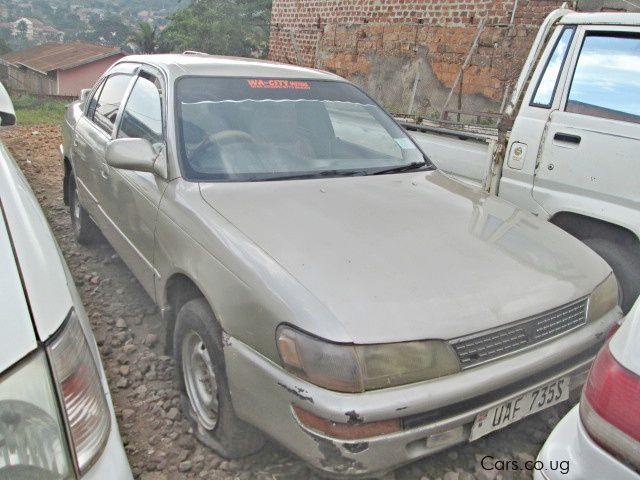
[247,79,311,90]
[394,137,417,149]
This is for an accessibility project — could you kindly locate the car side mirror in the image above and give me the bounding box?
[79,88,91,103]
[106,138,161,175]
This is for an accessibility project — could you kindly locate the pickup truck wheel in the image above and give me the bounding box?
[68,173,99,245]
[583,237,640,313]
[174,297,265,458]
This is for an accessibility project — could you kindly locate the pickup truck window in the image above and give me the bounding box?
[175,77,425,181]
[92,74,132,135]
[566,33,640,124]
[118,72,163,144]
[531,27,575,108]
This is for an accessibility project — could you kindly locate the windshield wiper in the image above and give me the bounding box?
[371,161,430,175]
[257,169,369,181]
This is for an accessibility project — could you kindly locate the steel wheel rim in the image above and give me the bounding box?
[181,330,219,430]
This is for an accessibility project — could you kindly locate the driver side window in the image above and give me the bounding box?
[91,74,133,135]
[117,72,164,144]
[86,80,105,120]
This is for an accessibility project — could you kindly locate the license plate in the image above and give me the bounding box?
[469,376,570,441]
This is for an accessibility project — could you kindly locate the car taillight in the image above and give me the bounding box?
[47,310,111,474]
[580,342,640,472]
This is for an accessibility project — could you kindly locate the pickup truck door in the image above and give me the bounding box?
[98,67,168,299]
[532,26,640,221]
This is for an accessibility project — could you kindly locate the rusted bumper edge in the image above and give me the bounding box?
[222,309,620,477]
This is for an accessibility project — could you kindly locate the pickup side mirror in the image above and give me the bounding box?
[79,88,92,103]
[105,138,158,173]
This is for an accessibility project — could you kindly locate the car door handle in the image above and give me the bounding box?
[100,164,109,179]
[553,133,581,145]
[73,139,79,147]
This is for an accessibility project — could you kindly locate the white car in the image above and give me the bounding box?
[0,81,15,126]
[535,301,640,480]
[0,116,132,476]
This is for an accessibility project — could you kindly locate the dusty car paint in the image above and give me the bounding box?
[198,170,609,346]
[0,138,133,479]
[0,142,74,341]
[62,54,621,476]
[0,204,36,372]
[223,309,616,475]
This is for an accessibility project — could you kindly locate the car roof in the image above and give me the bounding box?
[560,12,640,26]
[115,53,344,81]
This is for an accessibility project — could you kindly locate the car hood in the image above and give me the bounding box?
[0,205,37,373]
[199,170,611,343]
[0,142,73,346]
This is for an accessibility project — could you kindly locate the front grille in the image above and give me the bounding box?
[450,297,589,369]
[400,343,598,431]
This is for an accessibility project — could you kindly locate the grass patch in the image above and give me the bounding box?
[12,95,69,124]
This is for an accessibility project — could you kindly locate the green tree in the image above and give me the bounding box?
[16,19,28,40]
[84,13,131,47]
[0,38,11,55]
[130,22,158,53]
[160,0,272,58]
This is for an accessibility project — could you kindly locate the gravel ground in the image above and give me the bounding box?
[1,123,574,480]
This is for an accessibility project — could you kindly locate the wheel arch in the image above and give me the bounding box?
[163,272,208,355]
[549,211,640,249]
[63,156,72,206]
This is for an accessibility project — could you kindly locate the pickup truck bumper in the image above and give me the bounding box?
[223,309,620,477]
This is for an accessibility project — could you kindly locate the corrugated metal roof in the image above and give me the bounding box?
[0,42,123,74]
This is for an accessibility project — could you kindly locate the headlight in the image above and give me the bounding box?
[277,326,460,392]
[588,273,619,323]
[47,310,111,475]
[0,352,73,479]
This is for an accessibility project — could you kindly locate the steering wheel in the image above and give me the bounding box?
[189,130,256,172]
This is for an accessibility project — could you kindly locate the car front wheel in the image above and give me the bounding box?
[174,297,265,458]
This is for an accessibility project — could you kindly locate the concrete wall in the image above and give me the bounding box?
[57,54,125,96]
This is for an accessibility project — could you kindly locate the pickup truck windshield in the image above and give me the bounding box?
[176,77,426,181]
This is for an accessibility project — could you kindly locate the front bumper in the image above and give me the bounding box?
[224,309,620,476]
[534,405,639,480]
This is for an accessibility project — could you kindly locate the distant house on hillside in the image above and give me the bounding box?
[5,17,63,42]
[0,42,124,96]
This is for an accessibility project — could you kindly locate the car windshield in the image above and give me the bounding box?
[175,77,427,181]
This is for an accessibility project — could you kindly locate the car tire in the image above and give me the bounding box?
[583,237,640,314]
[173,297,265,458]
[68,172,99,245]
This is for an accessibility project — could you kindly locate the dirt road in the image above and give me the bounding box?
[1,124,571,480]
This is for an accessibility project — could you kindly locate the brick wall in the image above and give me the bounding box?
[268,0,621,115]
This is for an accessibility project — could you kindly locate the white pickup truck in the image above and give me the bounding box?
[405,9,640,312]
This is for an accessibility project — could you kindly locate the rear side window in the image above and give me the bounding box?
[92,74,132,135]
[118,72,163,144]
[531,27,575,108]
[566,33,640,124]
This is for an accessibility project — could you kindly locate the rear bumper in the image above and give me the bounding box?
[534,405,639,480]
[224,309,620,476]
